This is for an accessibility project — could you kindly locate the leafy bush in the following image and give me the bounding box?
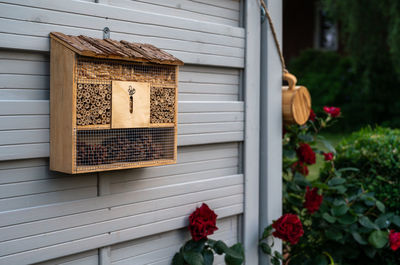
[261,110,400,265]
[334,127,400,214]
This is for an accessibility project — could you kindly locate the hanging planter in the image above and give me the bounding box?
[282,72,311,125]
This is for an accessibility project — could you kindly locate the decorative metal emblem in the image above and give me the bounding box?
[128,86,136,113]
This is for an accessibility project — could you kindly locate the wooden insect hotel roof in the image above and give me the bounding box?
[50,32,184,65]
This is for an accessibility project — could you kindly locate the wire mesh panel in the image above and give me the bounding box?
[75,127,175,172]
[72,57,178,172]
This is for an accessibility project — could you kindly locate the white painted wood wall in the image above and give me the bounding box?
[0,0,282,264]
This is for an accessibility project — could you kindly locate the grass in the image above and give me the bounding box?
[307,132,349,181]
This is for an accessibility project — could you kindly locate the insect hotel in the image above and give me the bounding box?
[49,32,183,174]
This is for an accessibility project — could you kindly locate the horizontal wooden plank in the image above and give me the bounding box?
[179,131,243,146]
[191,0,240,10]
[0,186,98,212]
[178,122,243,135]
[0,59,48,75]
[110,216,237,262]
[0,175,96,199]
[0,89,49,100]
[3,0,244,37]
[0,203,242,264]
[108,0,239,27]
[0,174,242,227]
[0,129,48,146]
[0,143,49,161]
[0,116,49,131]
[36,250,98,265]
[0,0,245,67]
[0,74,49,89]
[0,184,242,243]
[110,165,238,194]
[0,194,243,257]
[0,100,49,115]
[178,93,237,101]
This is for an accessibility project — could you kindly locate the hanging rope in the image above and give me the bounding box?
[260,0,288,74]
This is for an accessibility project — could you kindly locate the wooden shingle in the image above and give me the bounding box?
[50,32,184,65]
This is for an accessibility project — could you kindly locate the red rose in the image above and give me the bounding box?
[323,152,334,161]
[291,161,309,176]
[309,109,316,121]
[389,230,400,251]
[297,143,316,165]
[323,106,341,117]
[188,203,218,241]
[272,214,304,245]
[304,186,323,214]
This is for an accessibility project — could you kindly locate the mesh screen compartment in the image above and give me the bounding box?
[73,57,177,172]
[75,127,175,172]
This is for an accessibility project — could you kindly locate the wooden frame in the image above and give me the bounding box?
[49,33,181,174]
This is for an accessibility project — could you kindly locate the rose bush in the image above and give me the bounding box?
[172,203,244,265]
[260,107,400,265]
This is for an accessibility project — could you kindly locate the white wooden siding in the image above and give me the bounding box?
[108,0,241,27]
[0,0,248,264]
[0,0,244,68]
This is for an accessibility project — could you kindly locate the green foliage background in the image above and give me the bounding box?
[290,0,400,131]
[322,127,400,264]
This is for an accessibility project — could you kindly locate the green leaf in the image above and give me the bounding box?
[322,212,336,223]
[312,182,330,190]
[224,243,244,265]
[368,230,388,249]
[262,226,273,240]
[184,239,206,252]
[271,257,280,265]
[312,255,328,265]
[213,240,228,255]
[172,253,185,265]
[330,185,347,193]
[331,204,349,216]
[359,216,378,230]
[260,242,271,255]
[283,149,297,159]
[202,249,214,265]
[375,214,391,229]
[328,177,346,186]
[352,232,368,245]
[391,215,400,227]
[320,139,336,154]
[325,228,343,241]
[364,246,376,258]
[338,214,357,225]
[375,201,385,213]
[183,251,204,265]
[274,251,284,260]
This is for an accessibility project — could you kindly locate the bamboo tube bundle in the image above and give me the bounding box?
[150,86,175,123]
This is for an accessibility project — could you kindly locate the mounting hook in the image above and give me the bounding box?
[103,27,110,39]
[260,5,266,23]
